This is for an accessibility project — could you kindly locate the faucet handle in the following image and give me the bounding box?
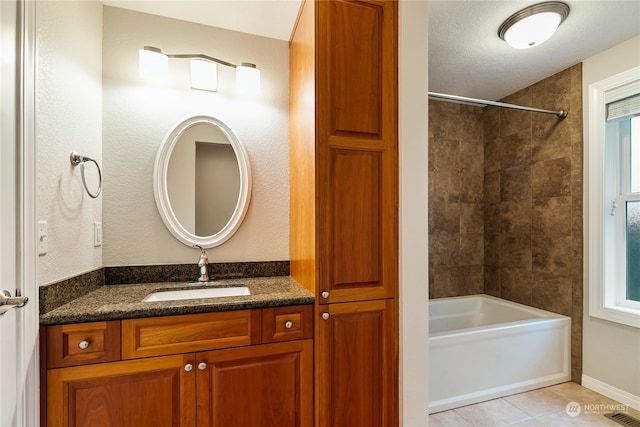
[194,245,209,282]
[195,245,208,264]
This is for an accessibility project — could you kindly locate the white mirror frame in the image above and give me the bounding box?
[153,115,252,248]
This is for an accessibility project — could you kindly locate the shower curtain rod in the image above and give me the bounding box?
[428,91,568,119]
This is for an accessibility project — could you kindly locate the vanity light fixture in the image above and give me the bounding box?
[235,63,260,96]
[190,59,218,92]
[498,1,569,49]
[139,46,169,83]
[139,46,261,95]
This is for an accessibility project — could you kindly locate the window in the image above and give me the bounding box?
[588,67,640,328]
[624,116,640,303]
[604,113,640,309]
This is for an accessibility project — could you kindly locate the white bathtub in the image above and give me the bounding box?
[428,294,571,414]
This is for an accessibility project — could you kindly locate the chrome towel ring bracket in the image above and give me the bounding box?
[70,151,102,199]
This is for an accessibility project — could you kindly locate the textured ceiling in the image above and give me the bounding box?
[103,0,640,101]
[428,0,640,100]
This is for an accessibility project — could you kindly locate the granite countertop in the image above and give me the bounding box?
[40,276,315,326]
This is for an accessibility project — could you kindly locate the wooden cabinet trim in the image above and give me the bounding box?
[289,0,318,296]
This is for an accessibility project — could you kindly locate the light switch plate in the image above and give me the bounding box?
[38,220,47,255]
[94,222,102,247]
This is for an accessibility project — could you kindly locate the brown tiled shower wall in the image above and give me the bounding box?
[428,64,583,382]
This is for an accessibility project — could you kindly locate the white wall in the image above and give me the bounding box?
[102,6,290,266]
[36,0,103,286]
[399,1,430,426]
[582,35,640,405]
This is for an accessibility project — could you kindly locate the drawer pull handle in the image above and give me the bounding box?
[321,291,329,299]
[198,362,207,371]
[322,313,329,320]
[284,320,293,329]
[184,364,193,372]
[78,340,90,350]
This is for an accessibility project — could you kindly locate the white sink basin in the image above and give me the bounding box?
[143,286,250,302]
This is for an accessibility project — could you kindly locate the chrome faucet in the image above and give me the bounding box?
[195,245,209,282]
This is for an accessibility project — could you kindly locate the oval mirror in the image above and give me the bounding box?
[153,115,252,248]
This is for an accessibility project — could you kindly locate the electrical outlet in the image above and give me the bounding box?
[38,220,48,256]
[94,222,102,247]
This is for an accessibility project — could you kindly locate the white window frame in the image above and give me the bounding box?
[588,66,640,328]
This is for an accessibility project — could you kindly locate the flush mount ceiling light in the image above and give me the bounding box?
[139,46,260,96]
[498,1,570,49]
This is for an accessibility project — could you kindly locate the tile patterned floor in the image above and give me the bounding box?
[429,382,640,427]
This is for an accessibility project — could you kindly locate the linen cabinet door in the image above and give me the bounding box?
[46,354,195,427]
[317,299,397,427]
[315,0,398,305]
[196,340,313,427]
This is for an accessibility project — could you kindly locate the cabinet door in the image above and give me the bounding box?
[47,354,195,427]
[196,340,313,427]
[317,299,396,427]
[316,0,398,304]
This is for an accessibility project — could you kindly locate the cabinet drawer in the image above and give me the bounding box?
[122,310,261,359]
[46,321,121,368]
[262,305,313,343]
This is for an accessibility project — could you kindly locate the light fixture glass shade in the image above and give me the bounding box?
[139,48,169,83]
[504,12,561,49]
[236,63,260,96]
[190,59,218,92]
[498,2,570,49]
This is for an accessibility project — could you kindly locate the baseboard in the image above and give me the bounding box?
[582,374,640,411]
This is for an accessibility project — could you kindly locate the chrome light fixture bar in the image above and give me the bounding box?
[139,46,260,95]
[498,2,569,49]
[144,46,237,68]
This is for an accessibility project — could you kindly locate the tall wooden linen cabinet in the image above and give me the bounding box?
[289,0,398,426]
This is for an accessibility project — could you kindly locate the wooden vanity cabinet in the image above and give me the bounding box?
[290,0,399,425]
[43,306,313,427]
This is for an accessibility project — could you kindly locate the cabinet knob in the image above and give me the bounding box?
[321,291,329,299]
[198,362,207,371]
[284,320,293,329]
[184,364,193,372]
[78,340,90,350]
[322,313,330,320]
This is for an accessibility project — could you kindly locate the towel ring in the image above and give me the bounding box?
[70,151,102,199]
